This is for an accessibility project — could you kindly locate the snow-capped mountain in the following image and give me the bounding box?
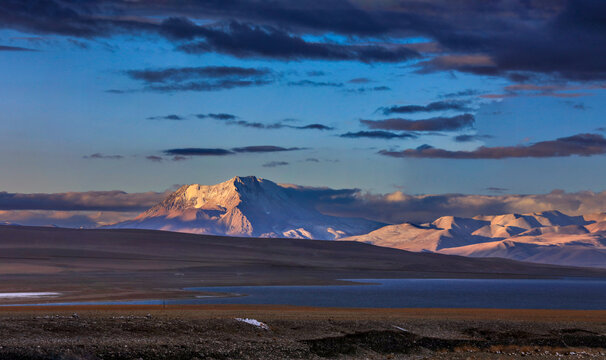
[341,210,606,268]
[108,176,383,239]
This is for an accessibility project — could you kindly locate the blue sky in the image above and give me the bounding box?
[2,31,603,195]
[1,0,606,226]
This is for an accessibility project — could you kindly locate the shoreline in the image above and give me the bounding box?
[2,277,605,309]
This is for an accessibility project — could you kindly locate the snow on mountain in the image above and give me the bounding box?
[342,210,606,268]
[108,176,383,239]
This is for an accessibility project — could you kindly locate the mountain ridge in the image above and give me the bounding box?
[342,210,606,268]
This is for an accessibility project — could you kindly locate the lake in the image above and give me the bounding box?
[8,278,606,309]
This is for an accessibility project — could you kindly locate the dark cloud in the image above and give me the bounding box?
[380,133,606,159]
[232,146,305,153]
[480,84,599,99]
[348,77,372,84]
[307,71,326,76]
[164,145,306,157]
[169,20,419,63]
[126,66,271,83]
[2,1,606,79]
[145,155,163,162]
[147,114,185,121]
[344,86,391,94]
[262,161,289,168]
[287,80,343,87]
[195,113,237,120]
[163,148,234,156]
[147,79,274,92]
[380,100,472,115]
[486,187,509,193]
[362,114,475,132]
[440,89,482,98]
[122,66,274,93]
[83,153,123,160]
[454,134,493,142]
[413,1,606,81]
[0,45,36,51]
[340,131,416,140]
[171,155,189,161]
[200,116,333,131]
[296,124,333,130]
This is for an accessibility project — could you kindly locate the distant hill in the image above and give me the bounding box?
[108,176,383,239]
[342,211,606,268]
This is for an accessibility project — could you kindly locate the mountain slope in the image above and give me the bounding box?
[342,210,606,268]
[109,176,383,239]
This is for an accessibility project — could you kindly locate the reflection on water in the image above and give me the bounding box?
[5,278,606,309]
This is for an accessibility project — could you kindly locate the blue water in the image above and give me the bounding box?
[6,279,606,309]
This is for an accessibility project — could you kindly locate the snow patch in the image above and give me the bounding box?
[235,318,270,330]
[0,292,60,299]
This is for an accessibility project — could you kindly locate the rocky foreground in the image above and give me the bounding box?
[0,305,605,359]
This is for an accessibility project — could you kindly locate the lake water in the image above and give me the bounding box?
[8,278,606,309]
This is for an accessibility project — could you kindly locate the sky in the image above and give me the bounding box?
[1,0,606,226]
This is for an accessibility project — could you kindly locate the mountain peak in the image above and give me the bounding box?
[111,176,383,239]
[231,175,261,184]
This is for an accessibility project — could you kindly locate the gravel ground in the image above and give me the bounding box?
[0,306,604,359]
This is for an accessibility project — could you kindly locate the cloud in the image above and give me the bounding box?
[314,188,606,224]
[380,100,472,115]
[0,45,36,51]
[262,161,289,168]
[454,134,493,142]
[147,114,185,121]
[343,86,391,94]
[340,131,416,139]
[411,1,606,81]
[195,113,237,120]
[348,77,372,84]
[122,66,274,93]
[83,153,123,160]
[440,89,482,98]
[296,124,334,130]
[486,187,509,193]
[198,115,333,131]
[307,71,326,76]
[171,155,189,161]
[145,155,163,162]
[287,80,343,87]
[361,114,474,132]
[163,146,305,156]
[379,133,606,159]
[126,66,271,83]
[232,146,304,153]
[6,183,606,227]
[0,210,138,228]
[480,83,600,99]
[0,190,167,212]
[163,148,234,156]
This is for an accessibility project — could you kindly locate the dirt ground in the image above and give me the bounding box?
[0,305,604,359]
